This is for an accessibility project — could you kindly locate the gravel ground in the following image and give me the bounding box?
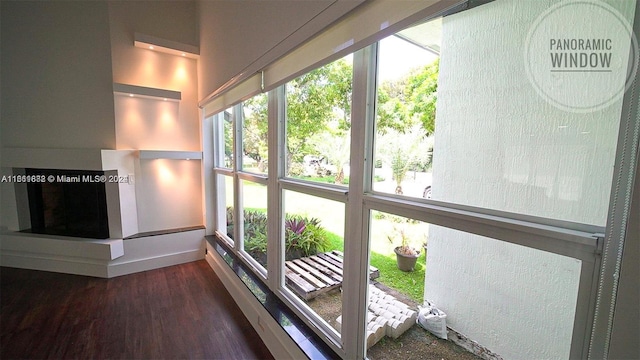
[307,284,480,360]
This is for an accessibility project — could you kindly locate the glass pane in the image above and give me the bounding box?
[217,174,234,242]
[241,180,268,270]
[365,210,428,356]
[283,190,345,337]
[365,210,580,359]
[372,4,633,226]
[219,107,234,169]
[241,94,269,174]
[373,23,438,199]
[285,55,353,187]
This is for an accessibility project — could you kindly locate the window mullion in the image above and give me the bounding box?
[342,43,378,359]
[233,104,244,251]
[267,87,285,291]
[213,114,227,235]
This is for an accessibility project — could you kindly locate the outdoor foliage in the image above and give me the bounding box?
[228,208,331,266]
[242,94,269,169]
[406,59,439,136]
[286,59,352,167]
[377,59,439,137]
[370,251,426,303]
[237,58,438,187]
[390,147,412,194]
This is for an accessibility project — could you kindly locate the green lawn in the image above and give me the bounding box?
[231,180,427,304]
[325,231,425,303]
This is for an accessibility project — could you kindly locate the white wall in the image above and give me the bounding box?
[0,1,116,150]
[426,0,636,359]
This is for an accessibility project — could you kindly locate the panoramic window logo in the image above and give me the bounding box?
[524,0,638,113]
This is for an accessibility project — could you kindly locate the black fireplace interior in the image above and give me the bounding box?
[26,169,109,239]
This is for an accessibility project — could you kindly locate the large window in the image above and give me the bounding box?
[279,55,353,343]
[207,1,637,359]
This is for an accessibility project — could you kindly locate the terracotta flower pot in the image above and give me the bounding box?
[394,246,420,272]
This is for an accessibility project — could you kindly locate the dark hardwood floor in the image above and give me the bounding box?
[0,260,275,360]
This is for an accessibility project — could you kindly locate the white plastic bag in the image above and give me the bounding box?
[416,300,448,339]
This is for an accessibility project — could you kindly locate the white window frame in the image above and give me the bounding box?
[203,2,639,358]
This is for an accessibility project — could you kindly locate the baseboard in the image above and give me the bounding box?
[107,229,206,277]
[0,232,123,277]
[205,248,308,360]
[107,249,202,277]
[0,229,205,278]
[0,251,110,277]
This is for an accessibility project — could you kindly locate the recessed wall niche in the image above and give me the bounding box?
[113,92,184,151]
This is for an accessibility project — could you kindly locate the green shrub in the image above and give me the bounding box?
[244,210,268,253]
[239,210,330,261]
[284,216,329,259]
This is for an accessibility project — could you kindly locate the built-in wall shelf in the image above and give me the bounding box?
[137,150,202,160]
[113,83,181,101]
[134,32,199,59]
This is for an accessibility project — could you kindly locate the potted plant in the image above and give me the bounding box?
[387,226,421,271]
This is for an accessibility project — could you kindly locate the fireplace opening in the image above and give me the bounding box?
[26,169,109,239]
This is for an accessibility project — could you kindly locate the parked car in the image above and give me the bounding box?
[423,185,432,199]
[303,155,336,176]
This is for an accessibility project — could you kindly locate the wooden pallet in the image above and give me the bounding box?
[285,250,380,300]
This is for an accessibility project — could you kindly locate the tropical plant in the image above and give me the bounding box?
[284,216,329,259]
[244,210,268,253]
[387,225,419,256]
[239,210,330,261]
[308,132,350,184]
[390,147,413,195]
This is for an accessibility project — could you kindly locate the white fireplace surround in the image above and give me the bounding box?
[0,147,205,278]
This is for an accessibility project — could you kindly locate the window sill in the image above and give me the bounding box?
[205,235,339,360]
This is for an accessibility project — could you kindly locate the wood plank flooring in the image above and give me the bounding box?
[0,260,274,360]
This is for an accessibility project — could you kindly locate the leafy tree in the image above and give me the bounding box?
[376,59,439,137]
[326,59,353,131]
[238,59,352,177]
[286,59,352,169]
[242,93,268,171]
[223,111,233,167]
[376,78,412,134]
[406,59,439,136]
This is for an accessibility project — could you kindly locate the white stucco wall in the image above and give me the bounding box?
[425,0,636,359]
